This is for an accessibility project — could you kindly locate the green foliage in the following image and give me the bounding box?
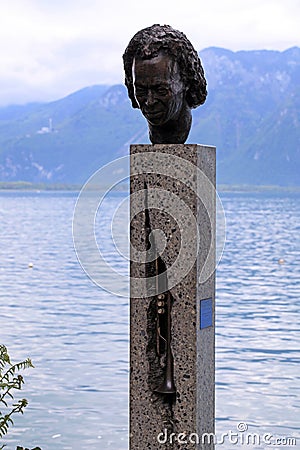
[16,447,41,450]
[0,345,34,447]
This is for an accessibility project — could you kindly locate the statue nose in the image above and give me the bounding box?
[145,90,156,106]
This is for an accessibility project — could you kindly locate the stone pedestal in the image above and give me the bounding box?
[130,144,216,450]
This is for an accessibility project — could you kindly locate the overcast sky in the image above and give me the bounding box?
[0,0,299,106]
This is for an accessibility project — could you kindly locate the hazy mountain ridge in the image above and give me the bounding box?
[0,47,299,185]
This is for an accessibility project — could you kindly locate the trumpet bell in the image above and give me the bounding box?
[154,378,176,394]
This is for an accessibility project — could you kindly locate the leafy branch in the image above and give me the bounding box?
[0,345,34,444]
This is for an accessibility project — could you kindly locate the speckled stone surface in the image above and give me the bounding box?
[130,144,216,450]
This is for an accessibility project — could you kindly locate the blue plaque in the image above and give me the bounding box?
[200,298,213,329]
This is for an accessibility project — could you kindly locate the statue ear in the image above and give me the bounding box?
[128,85,140,109]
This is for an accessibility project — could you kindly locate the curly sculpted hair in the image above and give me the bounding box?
[123,24,207,109]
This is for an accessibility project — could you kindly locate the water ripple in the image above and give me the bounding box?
[0,190,299,449]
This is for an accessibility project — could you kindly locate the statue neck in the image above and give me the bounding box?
[148,105,192,144]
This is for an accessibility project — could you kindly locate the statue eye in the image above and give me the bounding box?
[157,87,168,96]
[135,87,147,97]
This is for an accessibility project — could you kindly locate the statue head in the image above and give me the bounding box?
[123,24,207,144]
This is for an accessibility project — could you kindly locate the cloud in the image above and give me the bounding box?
[0,0,299,105]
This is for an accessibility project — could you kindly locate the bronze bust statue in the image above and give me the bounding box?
[123,24,207,144]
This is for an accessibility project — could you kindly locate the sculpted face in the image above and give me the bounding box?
[132,52,186,126]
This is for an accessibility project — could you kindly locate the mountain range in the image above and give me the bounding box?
[0,46,299,186]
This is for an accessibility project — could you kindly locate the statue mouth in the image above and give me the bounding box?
[145,109,162,116]
[144,110,164,123]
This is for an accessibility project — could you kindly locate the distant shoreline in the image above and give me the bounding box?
[0,181,82,191]
[0,181,299,193]
[217,184,300,193]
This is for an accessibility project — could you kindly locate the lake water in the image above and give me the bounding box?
[0,190,299,449]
